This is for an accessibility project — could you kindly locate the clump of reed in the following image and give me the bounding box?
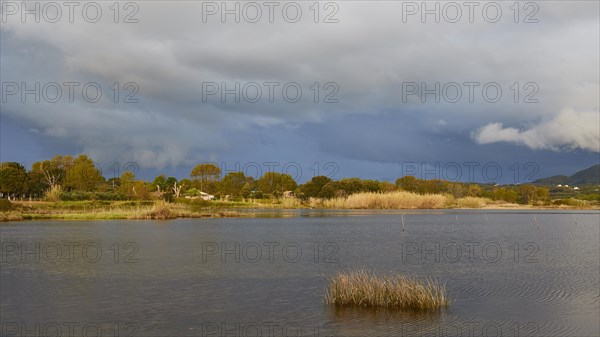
[44,185,62,202]
[0,212,23,222]
[313,192,494,209]
[454,196,491,208]
[281,197,303,208]
[321,191,449,209]
[324,270,450,311]
[129,201,177,219]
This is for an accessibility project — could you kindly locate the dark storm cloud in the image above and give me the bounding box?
[1,1,598,179]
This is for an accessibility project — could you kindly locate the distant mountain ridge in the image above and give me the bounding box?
[534,164,600,186]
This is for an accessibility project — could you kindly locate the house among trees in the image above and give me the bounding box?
[200,192,215,200]
[184,191,215,200]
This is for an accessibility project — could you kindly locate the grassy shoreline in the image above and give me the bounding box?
[0,200,255,222]
[1,192,598,222]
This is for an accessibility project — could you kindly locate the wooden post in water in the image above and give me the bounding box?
[401,214,405,232]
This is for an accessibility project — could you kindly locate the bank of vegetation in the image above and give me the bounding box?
[1,155,598,221]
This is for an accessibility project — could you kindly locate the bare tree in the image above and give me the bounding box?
[173,181,184,198]
[41,168,61,189]
[153,185,165,199]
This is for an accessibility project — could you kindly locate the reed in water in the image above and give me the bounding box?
[324,269,450,311]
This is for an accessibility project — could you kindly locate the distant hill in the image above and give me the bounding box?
[570,165,600,185]
[534,164,600,186]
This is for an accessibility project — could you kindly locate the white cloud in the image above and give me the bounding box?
[473,108,600,152]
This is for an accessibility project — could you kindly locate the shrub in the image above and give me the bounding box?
[0,198,12,211]
[552,198,589,207]
[59,191,128,201]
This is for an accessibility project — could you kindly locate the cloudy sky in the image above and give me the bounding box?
[1,1,599,183]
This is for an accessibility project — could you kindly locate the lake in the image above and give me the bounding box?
[1,210,599,336]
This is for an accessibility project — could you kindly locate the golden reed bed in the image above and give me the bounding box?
[311,191,491,209]
[325,270,450,310]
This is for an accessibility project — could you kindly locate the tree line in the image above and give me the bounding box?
[0,155,549,204]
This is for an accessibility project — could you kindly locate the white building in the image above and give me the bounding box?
[200,192,215,200]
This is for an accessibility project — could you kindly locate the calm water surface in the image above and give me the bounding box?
[1,210,599,336]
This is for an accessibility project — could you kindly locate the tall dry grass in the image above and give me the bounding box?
[310,192,493,209]
[44,185,62,202]
[325,270,450,310]
[454,196,491,208]
[130,201,175,219]
[281,198,303,208]
[320,191,449,209]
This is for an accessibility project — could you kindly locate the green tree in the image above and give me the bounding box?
[152,174,167,191]
[379,181,397,193]
[119,171,136,198]
[337,178,365,195]
[191,163,221,193]
[25,171,46,198]
[31,155,73,189]
[179,178,192,195]
[518,184,537,204]
[151,174,168,200]
[421,179,449,194]
[257,172,297,197]
[0,162,27,198]
[151,174,177,200]
[467,184,482,197]
[241,177,256,198]
[221,172,247,197]
[534,187,550,204]
[163,176,177,201]
[299,175,332,198]
[107,177,120,190]
[395,176,419,192]
[64,155,104,191]
[361,180,382,192]
[321,181,344,198]
[447,183,466,198]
